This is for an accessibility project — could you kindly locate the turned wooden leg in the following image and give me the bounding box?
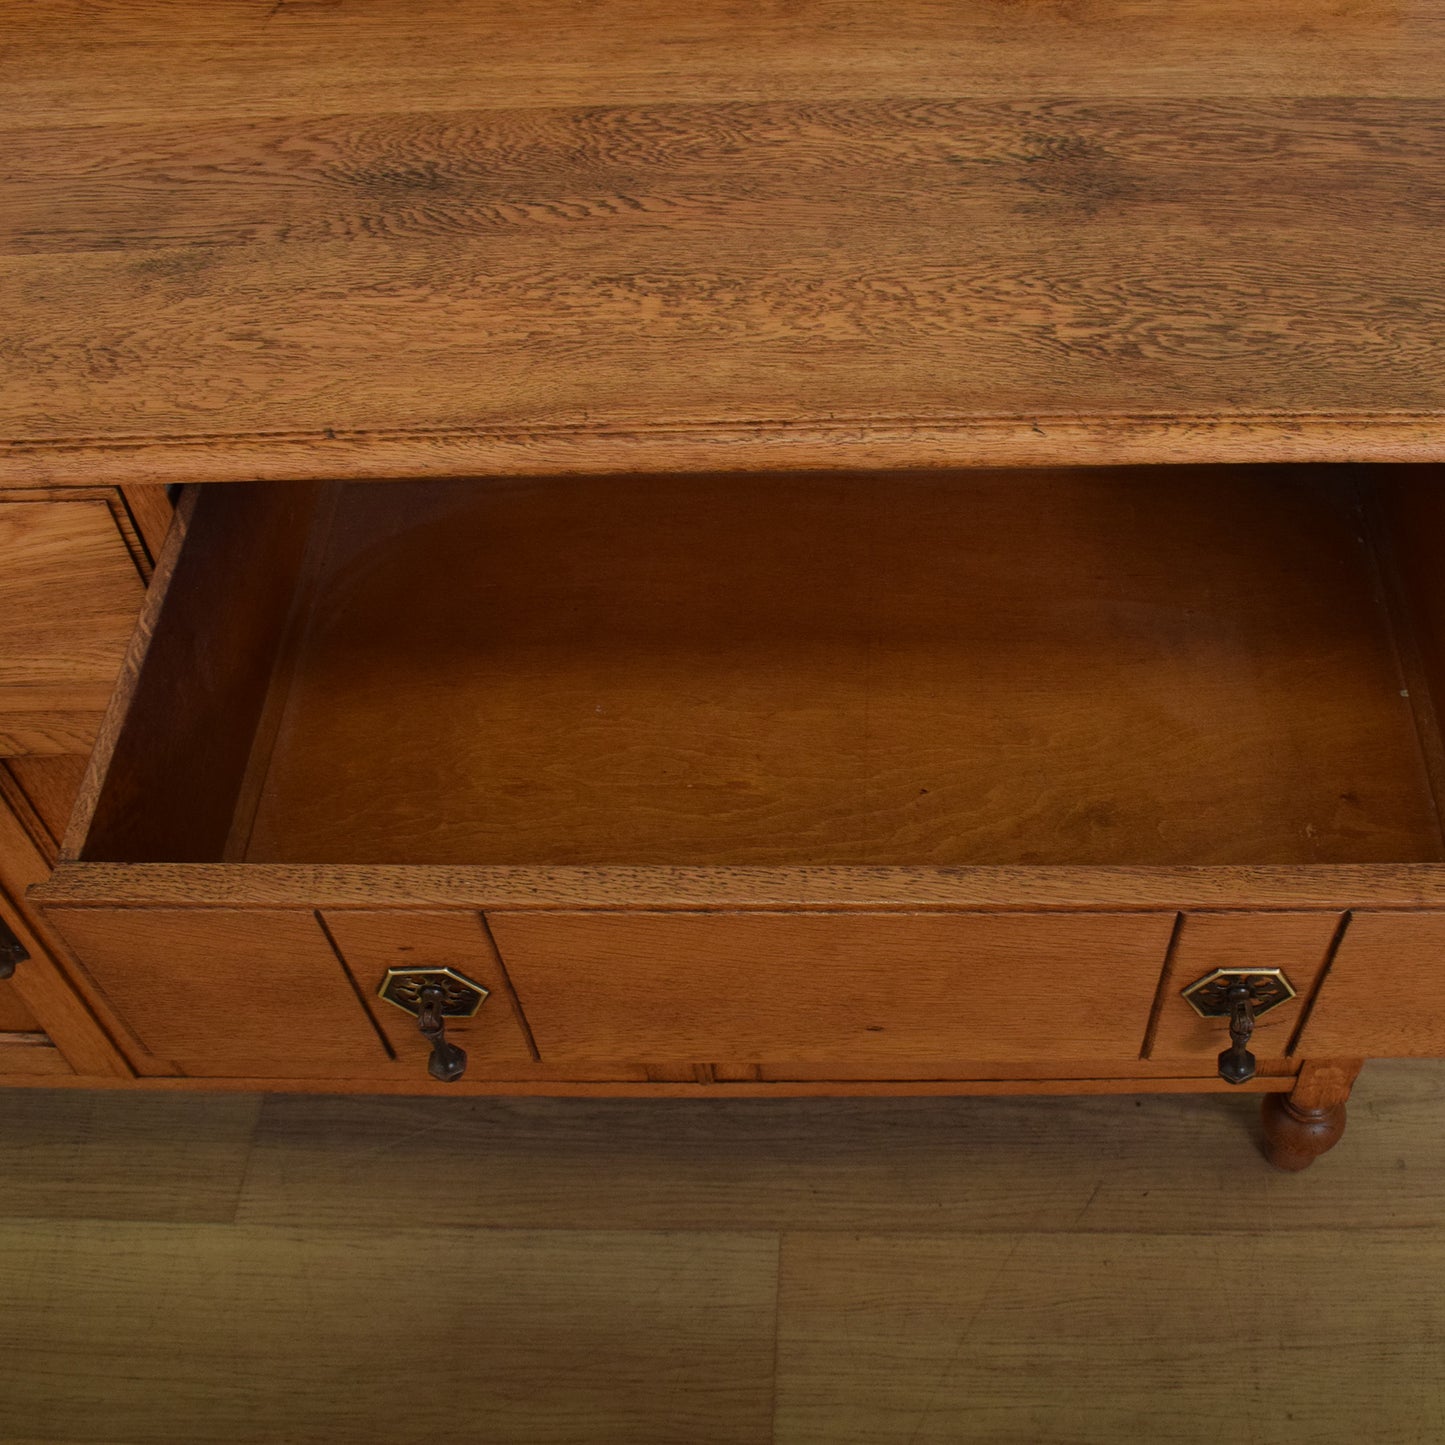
[1260,1058,1362,1171]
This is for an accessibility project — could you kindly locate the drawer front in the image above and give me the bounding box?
[0,498,148,754]
[44,907,392,1077]
[1298,911,1445,1057]
[486,911,1176,1064]
[320,910,542,1074]
[1144,911,1342,1066]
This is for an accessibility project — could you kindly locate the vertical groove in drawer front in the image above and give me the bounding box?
[1143,912,1344,1065]
[320,910,541,1068]
[40,908,394,1077]
[1296,911,1445,1057]
[485,911,1177,1064]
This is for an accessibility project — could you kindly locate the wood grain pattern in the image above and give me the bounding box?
[0,755,89,861]
[1145,911,1343,1064]
[0,1223,777,1445]
[8,0,1445,128]
[40,861,1445,912]
[0,1036,70,1075]
[118,483,173,565]
[320,909,541,1069]
[235,471,1438,869]
[0,500,145,753]
[1301,912,1445,1056]
[0,991,38,1033]
[776,1228,1445,1443]
[0,785,130,1077]
[89,1062,1445,1232]
[1261,1055,1362,1170]
[2,1,1445,484]
[0,1089,258,1221]
[487,911,1175,1063]
[41,908,391,1078]
[68,482,326,864]
[10,1065,1445,1443]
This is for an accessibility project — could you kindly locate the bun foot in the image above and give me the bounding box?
[1261,1092,1347,1171]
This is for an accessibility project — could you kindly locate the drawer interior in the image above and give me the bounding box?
[69,464,1445,869]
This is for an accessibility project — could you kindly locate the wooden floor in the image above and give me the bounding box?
[3,1066,1445,1443]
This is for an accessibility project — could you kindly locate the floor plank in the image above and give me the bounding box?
[4,1066,1445,1442]
[0,1224,777,1445]
[0,1090,259,1222]
[237,1062,1445,1233]
[775,1229,1445,1444]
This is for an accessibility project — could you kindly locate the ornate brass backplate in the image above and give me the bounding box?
[1181,966,1295,1019]
[377,966,489,1018]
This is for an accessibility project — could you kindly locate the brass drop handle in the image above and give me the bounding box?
[1218,981,1258,1085]
[1180,966,1298,1088]
[0,916,28,979]
[416,983,468,1084]
[376,965,489,1085]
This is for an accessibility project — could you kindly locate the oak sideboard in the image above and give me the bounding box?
[4,0,1445,1170]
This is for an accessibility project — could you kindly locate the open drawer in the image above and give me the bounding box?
[32,466,1445,1084]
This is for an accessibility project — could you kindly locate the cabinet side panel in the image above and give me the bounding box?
[42,907,393,1077]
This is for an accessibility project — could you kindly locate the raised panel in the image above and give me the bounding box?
[487,911,1175,1064]
[41,908,391,1077]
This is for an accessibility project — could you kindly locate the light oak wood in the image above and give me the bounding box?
[1145,911,1342,1064]
[0,991,38,1032]
[1301,912,1445,1056]
[39,861,1445,912]
[0,499,146,754]
[488,910,1175,1063]
[320,909,541,1070]
[0,782,130,1077]
[0,755,89,863]
[3,2,1445,485]
[8,0,1445,130]
[44,908,392,1078]
[118,484,173,565]
[0,1035,70,1075]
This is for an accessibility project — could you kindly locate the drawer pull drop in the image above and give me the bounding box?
[377,966,489,1084]
[0,916,28,979]
[1181,967,1297,1086]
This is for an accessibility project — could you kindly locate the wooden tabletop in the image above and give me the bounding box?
[4,0,1445,486]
